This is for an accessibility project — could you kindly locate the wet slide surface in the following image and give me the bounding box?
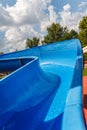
[0,39,86,130]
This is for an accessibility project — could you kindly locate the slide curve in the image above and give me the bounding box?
[0,39,86,130]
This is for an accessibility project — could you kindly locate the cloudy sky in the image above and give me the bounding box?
[0,0,87,52]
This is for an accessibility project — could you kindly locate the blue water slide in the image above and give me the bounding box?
[0,39,86,130]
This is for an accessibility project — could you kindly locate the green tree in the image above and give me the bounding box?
[26,37,39,48]
[69,30,78,39]
[59,29,78,41]
[0,52,4,54]
[84,53,87,60]
[42,23,78,44]
[78,16,87,47]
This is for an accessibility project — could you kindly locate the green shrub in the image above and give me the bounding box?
[83,53,87,60]
[83,68,87,76]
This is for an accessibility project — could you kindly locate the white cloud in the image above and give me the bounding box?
[4,25,42,52]
[0,4,13,28]
[0,1,87,53]
[63,4,70,12]
[59,4,84,31]
[78,2,87,9]
[6,0,52,25]
[0,0,56,52]
[48,5,58,23]
[40,5,58,32]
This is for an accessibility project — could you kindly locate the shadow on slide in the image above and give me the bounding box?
[0,39,86,130]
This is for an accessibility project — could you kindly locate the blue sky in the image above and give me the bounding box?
[0,0,16,6]
[0,0,87,52]
[0,0,87,11]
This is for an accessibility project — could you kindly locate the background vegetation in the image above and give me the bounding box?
[83,53,87,60]
[83,68,87,76]
[26,16,87,49]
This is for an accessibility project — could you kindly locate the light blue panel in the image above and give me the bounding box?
[66,86,82,105]
[62,105,85,130]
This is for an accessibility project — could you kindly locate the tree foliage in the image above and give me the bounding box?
[78,16,87,47]
[26,37,39,48]
[42,23,78,44]
[0,52,4,54]
[84,53,87,60]
[79,16,87,30]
